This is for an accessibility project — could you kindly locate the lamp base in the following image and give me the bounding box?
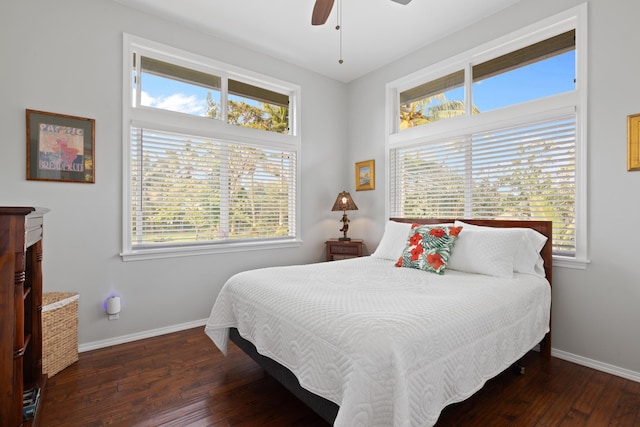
[338,237,351,241]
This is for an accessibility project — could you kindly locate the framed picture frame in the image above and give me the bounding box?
[26,109,95,183]
[628,113,640,171]
[355,159,375,191]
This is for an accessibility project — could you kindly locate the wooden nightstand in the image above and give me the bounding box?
[325,239,363,261]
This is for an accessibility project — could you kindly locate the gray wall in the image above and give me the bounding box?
[1,0,347,346]
[2,0,639,382]
[347,0,640,379]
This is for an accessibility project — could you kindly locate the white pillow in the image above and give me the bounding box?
[515,230,547,277]
[371,221,412,260]
[454,221,547,277]
[372,221,453,261]
[448,227,522,278]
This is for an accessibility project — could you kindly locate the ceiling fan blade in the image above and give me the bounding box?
[312,0,335,26]
[391,0,412,4]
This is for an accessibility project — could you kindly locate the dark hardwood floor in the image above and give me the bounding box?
[40,327,640,426]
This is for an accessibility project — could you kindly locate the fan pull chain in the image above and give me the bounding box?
[336,0,343,64]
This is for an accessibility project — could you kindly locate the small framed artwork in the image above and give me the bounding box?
[26,109,95,183]
[628,113,640,171]
[355,159,375,191]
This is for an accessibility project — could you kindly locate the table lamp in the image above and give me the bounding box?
[331,191,358,241]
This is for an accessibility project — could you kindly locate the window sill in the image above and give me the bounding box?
[553,255,590,270]
[120,238,302,262]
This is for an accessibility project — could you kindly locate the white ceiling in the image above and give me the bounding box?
[114,0,522,82]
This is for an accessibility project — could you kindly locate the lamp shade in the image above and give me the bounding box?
[331,191,358,212]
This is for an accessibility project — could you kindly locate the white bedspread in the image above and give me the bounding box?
[205,257,550,427]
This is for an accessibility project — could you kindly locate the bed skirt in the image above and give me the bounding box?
[229,327,339,424]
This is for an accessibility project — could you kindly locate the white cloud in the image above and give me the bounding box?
[141,91,208,116]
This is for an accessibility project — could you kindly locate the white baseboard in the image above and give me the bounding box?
[552,348,640,383]
[78,318,208,353]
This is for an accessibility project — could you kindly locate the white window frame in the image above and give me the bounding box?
[385,4,589,269]
[121,34,302,261]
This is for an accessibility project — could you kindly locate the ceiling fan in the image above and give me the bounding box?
[312,0,412,25]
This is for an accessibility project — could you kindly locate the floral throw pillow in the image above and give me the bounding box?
[395,224,462,274]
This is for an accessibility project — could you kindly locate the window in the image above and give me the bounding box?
[122,35,300,260]
[135,56,290,132]
[390,114,576,254]
[398,30,576,129]
[399,70,465,129]
[387,5,587,267]
[138,56,222,118]
[471,30,576,113]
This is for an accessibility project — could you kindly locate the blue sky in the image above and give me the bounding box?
[139,74,217,116]
[140,50,575,116]
[139,74,262,117]
[444,51,575,112]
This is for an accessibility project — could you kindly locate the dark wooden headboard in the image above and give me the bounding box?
[391,217,553,359]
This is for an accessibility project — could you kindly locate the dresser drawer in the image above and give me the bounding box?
[330,244,359,256]
[325,239,363,261]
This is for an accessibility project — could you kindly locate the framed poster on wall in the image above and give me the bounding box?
[26,109,95,183]
[628,113,640,171]
[355,159,374,191]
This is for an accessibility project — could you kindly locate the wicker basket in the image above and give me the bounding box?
[42,292,79,377]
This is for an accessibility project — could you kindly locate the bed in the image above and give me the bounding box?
[205,218,552,426]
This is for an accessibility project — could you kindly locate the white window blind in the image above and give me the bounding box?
[131,127,296,249]
[390,115,576,256]
[123,35,301,259]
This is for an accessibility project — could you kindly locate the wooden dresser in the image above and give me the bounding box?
[0,207,49,426]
